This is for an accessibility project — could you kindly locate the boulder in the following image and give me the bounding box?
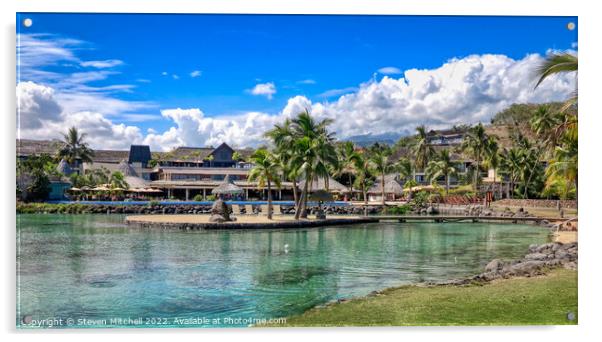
[485,259,503,273]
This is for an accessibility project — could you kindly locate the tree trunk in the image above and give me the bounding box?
[348,173,353,201]
[363,185,368,205]
[380,173,386,207]
[575,174,578,207]
[267,179,273,220]
[445,175,449,196]
[473,158,480,191]
[292,179,299,209]
[296,178,309,220]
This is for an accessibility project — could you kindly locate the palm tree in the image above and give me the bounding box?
[248,149,282,220]
[484,137,500,197]
[530,104,562,153]
[500,148,521,198]
[266,118,301,208]
[57,127,94,169]
[546,135,578,203]
[336,141,360,197]
[535,52,578,111]
[534,53,578,88]
[109,171,129,190]
[352,151,373,205]
[425,150,457,195]
[368,147,399,206]
[287,110,338,219]
[412,125,433,180]
[461,123,488,190]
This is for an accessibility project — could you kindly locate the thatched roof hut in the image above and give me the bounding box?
[298,177,348,193]
[368,178,404,196]
[212,175,243,195]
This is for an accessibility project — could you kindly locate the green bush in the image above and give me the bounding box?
[192,194,204,201]
[410,191,430,209]
[386,204,411,215]
[148,200,160,207]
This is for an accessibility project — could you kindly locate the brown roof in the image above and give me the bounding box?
[92,150,130,163]
[16,139,63,156]
[159,167,250,175]
[153,144,256,162]
[368,179,404,195]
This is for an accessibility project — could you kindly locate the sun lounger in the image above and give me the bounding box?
[245,204,255,215]
[232,204,242,215]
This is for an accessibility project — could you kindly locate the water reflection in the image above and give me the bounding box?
[17,214,551,328]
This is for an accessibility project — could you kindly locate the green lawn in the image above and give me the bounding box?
[266,269,577,327]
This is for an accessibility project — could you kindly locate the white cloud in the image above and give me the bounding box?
[190,70,202,78]
[297,79,316,85]
[249,82,276,99]
[17,81,63,130]
[161,71,168,76]
[318,87,358,98]
[377,66,402,75]
[172,74,180,80]
[17,82,145,150]
[18,51,576,150]
[142,108,281,151]
[80,59,124,68]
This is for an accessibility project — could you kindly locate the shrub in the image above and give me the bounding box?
[386,204,411,215]
[192,194,204,201]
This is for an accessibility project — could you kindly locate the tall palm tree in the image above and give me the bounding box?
[369,147,399,206]
[57,127,94,167]
[425,150,457,195]
[287,110,338,219]
[248,149,282,220]
[500,147,522,199]
[352,151,373,205]
[412,125,434,181]
[461,123,488,190]
[336,141,360,197]
[484,137,500,197]
[266,119,301,207]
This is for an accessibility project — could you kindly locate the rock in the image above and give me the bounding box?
[485,259,503,272]
[524,253,549,261]
[509,260,546,276]
[209,198,234,222]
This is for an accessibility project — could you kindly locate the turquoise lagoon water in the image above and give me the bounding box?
[17,214,551,328]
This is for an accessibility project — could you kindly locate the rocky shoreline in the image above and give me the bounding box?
[436,241,578,286]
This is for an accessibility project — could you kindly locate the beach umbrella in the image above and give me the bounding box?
[69,187,81,192]
[92,185,110,191]
[80,186,91,191]
[211,175,243,195]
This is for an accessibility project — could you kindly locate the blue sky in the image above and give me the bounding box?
[16,14,577,150]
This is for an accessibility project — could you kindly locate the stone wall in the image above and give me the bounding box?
[493,199,577,209]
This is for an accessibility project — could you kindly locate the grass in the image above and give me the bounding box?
[265,269,577,327]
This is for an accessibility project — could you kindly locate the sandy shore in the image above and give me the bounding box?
[554,231,578,243]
